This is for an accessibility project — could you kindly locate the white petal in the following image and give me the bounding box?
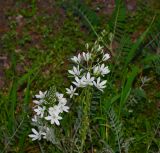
[45,116,51,120]
[100,80,107,85]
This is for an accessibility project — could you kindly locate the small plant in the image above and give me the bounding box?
[68,42,110,92]
[29,40,111,152]
[29,88,69,143]
[67,41,110,152]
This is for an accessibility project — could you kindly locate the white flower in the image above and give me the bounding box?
[33,100,44,105]
[102,53,110,61]
[58,102,69,113]
[41,132,47,139]
[83,72,94,86]
[34,106,46,118]
[99,64,110,76]
[93,77,107,92]
[45,107,62,125]
[29,128,45,141]
[82,52,91,61]
[56,92,67,104]
[37,126,50,139]
[32,115,38,122]
[56,92,64,99]
[42,127,50,139]
[58,97,67,105]
[66,85,78,98]
[35,91,47,99]
[49,106,61,115]
[68,65,82,77]
[93,64,110,76]
[93,66,101,75]
[72,76,87,88]
[71,53,81,64]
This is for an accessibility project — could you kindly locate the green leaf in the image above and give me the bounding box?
[119,66,140,117]
[8,79,18,134]
[124,16,156,67]
[109,0,126,42]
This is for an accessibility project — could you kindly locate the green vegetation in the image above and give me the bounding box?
[0,0,160,152]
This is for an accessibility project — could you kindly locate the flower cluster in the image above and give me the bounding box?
[66,42,110,98]
[29,89,69,141]
[29,41,111,142]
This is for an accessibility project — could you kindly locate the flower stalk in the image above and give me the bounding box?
[79,87,92,153]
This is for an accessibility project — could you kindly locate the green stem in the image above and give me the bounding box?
[79,87,92,153]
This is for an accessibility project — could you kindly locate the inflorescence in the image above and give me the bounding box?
[29,89,69,141]
[29,41,110,142]
[66,42,110,98]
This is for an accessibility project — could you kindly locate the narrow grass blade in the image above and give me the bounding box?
[119,66,140,117]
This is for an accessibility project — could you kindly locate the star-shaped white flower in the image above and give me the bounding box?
[71,53,81,64]
[56,92,67,104]
[99,64,110,76]
[45,106,62,125]
[56,92,64,99]
[59,97,67,105]
[93,77,107,92]
[58,102,69,113]
[34,106,46,118]
[72,76,87,88]
[83,72,94,86]
[93,66,101,75]
[35,91,47,99]
[66,85,78,98]
[41,127,50,139]
[33,99,44,105]
[50,106,61,115]
[28,128,46,141]
[102,53,110,61]
[68,65,82,77]
[32,115,38,122]
[82,52,91,61]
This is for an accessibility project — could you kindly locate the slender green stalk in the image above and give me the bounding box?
[79,87,92,153]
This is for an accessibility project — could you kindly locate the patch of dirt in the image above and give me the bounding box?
[0,55,10,89]
[0,1,14,89]
[0,0,15,35]
[0,0,67,90]
[92,0,137,15]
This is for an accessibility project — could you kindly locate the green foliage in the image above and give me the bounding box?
[63,0,100,35]
[108,108,124,152]
[109,0,126,43]
[119,66,140,117]
[0,58,33,152]
[79,88,92,153]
